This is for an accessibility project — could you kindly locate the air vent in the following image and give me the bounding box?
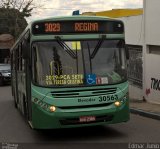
[92,88,117,94]
[51,87,117,98]
[58,102,113,110]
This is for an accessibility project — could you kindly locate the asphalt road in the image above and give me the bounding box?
[0,85,160,146]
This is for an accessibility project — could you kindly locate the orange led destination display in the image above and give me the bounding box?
[74,22,98,32]
[32,20,124,35]
[44,22,98,32]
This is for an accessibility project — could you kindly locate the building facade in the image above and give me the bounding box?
[143,0,160,104]
[0,34,14,63]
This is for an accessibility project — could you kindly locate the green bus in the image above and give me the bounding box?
[11,16,129,129]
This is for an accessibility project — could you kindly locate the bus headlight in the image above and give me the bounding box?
[49,106,56,112]
[114,101,121,107]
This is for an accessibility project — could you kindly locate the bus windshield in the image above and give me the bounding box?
[32,39,127,87]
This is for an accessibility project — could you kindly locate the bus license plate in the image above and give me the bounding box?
[79,116,96,122]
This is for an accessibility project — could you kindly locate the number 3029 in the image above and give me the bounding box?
[99,95,118,102]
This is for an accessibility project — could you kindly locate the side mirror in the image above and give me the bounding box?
[125,45,129,60]
[22,31,30,59]
[22,40,30,59]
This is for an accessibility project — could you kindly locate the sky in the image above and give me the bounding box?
[27,0,143,23]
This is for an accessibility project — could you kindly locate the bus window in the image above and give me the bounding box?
[32,41,84,86]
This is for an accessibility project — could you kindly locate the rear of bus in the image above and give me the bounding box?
[30,16,129,129]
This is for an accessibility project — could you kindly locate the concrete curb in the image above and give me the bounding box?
[130,108,160,120]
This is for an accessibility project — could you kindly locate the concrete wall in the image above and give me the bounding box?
[129,84,143,100]
[121,15,143,46]
[143,0,160,104]
[145,0,160,45]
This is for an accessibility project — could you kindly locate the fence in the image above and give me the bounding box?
[127,45,143,88]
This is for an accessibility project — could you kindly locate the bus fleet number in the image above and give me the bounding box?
[45,23,61,32]
[99,95,118,102]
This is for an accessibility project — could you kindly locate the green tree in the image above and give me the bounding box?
[0,8,27,38]
[0,0,38,17]
[0,0,43,38]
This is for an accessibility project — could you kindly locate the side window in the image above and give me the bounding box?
[11,52,14,70]
[19,44,22,71]
[17,45,20,71]
[16,47,19,71]
[17,43,25,71]
[22,54,25,71]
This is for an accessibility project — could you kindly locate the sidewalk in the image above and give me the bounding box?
[130,99,160,120]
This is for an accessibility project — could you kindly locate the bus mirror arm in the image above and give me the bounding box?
[125,45,129,60]
[22,40,30,59]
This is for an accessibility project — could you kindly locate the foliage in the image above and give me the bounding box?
[0,8,27,38]
[0,0,37,17]
[0,0,42,38]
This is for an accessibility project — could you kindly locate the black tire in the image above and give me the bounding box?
[0,78,3,86]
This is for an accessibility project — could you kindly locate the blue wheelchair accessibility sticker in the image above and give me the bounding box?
[86,74,96,85]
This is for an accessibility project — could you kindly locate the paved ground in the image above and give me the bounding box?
[0,85,160,148]
[130,98,160,121]
[130,99,160,115]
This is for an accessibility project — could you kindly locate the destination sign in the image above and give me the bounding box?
[32,20,124,35]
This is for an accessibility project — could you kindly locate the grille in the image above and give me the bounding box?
[60,115,113,125]
[51,87,117,98]
[58,102,113,110]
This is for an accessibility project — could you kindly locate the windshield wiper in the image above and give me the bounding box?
[90,35,106,59]
[55,36,77,59]
[87,42,92,73]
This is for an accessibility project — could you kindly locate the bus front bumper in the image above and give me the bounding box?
[31,102,130,129]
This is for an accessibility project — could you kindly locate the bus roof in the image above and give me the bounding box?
[29,15,120,23]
